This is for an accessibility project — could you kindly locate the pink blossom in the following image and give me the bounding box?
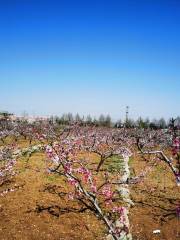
[64,162,72,174]
[101,185,113,200]
[90,184,97,193]
[113,206,125,215]
[68,178,78,186]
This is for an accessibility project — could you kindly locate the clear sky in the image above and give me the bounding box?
[0,0,179,121]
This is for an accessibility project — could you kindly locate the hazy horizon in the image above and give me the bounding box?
[0,0,180,120]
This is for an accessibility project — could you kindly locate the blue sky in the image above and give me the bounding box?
[0,0,179,120]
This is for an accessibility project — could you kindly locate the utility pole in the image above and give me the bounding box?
[125,106,129,127]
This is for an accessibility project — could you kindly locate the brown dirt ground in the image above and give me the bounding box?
[129,154,180,240]
[0,139,180,240]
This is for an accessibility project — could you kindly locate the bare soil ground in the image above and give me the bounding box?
[130,154,180,240]
[0,139,180,240]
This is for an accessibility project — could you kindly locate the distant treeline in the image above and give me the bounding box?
[1,111,180,129]
[49,113,180,129]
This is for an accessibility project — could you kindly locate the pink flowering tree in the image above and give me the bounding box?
[43,126,132,240]
[0,145,16,192]
[67,126,133,172]
[135,127,180,186]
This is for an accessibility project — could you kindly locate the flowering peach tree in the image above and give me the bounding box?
[135,128,180,186]
[43,126,133,240]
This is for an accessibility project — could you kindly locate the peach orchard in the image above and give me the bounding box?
[0,118,180,240]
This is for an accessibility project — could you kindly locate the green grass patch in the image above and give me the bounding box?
[45,174,60,182]
[104,155,124,173]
